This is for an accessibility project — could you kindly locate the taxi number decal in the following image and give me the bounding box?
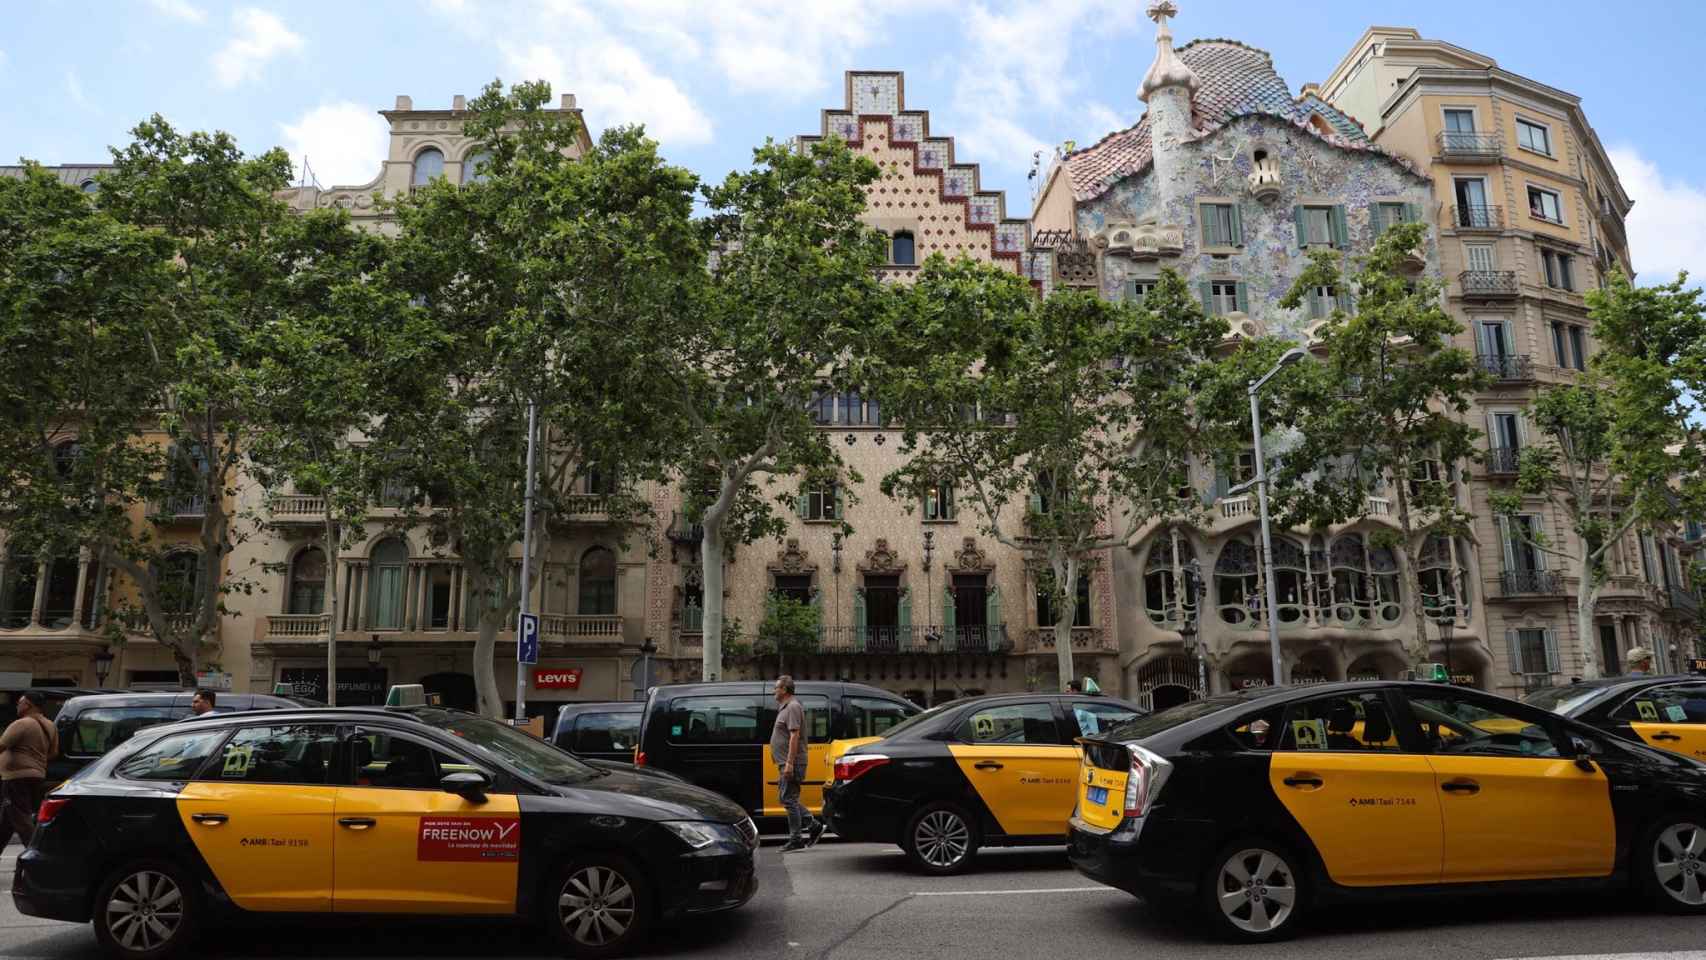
[417,816,521,862]
[221,745,255,778]
[1636,700,1659,721]
[1292,719,1327,750]
[1666,705,1688,722]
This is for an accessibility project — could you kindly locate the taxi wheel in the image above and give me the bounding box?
[1200,841,1305,943]
[903,803,979,875]
[1643,816,1706,914]
[544,854,653,958]
[91,860,199,960]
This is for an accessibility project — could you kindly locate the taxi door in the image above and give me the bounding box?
[332,729,521,914]
[175,723,341,912]
[1267,692,1444,886]
[1403,690,1615,882]
[761,695,835,817]
[1621,683,1706,763]
[947,701,1080,837]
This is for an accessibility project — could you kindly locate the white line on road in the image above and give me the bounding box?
[910,886,1124,897]
[1496,954,1706,960]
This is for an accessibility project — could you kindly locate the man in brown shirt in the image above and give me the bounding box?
[0,691,59,848]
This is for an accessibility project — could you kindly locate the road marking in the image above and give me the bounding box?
[911,886,1123,897]
[1496,955,1706,960]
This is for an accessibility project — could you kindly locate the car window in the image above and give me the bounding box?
[956,702,1061,744]
[571,712,640,754]
[200,724,341,785]
[847,696,917,739]
[1407,693,1560,758]
[115,730,228,781]
[354,731,483,790]
[67,706,182,756]
[1615,684,1706,724]
[1524,684,1616,717]
[1226,706,1285,751]
[438,714,596,785]
[789,695,833,743]
[1071,702,1139,739]
[666,695,767,744]
[1278,693,1400,752]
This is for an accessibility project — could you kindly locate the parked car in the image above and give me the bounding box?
[50,691,316,785]
[1,688,110,726]
[822,693,1143,873]
[551,701,645,764]
[1069,680,1706,943]
[14,705,757,959]
[634,681,919,821]
[1526,675,1706,763]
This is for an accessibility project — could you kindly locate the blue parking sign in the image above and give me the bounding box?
[518,613,539,665]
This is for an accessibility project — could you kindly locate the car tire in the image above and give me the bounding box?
[91,860,199,960]
[543,853,653,958]
[1641,815,1706,914]
[902,802,979,875]
[1199,840,1306,943]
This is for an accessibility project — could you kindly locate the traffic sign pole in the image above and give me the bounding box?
[515,400,539,723]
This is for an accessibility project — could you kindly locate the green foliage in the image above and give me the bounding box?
[757,593,822,655]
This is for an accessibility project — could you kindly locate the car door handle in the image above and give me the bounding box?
[974,761,1004,771]
[1281,776,1323,788]
[1651,732,1683,742]
[338,817,377,830]
[190,813,228,825]
[1441,779,1481,795]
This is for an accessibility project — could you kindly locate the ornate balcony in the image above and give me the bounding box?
[1437,131,1503,160]
[817,624,1010,655]
[1459,270,1519,299]
[541,614,623,641]
[1478,354,1535,382]
[557,494,612,524]
[1452,204,1504,231]
[266,494,324,524]
[1029,626,1114,652]
[666,511,704,545]
[1662,588,1701,622]
[1501,569,1562,597]
[1219,495,1254,520]
[148,495,206,523]
[265,613,331,641]
[1485,446,1522,476]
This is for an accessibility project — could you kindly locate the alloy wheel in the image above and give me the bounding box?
[105,869,185,954]
[1216,848,1297,934]
[915,810,971,869]
[1654,822,1706,907]
[558,865,637,946]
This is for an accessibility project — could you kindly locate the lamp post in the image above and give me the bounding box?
[1247,348,1307,685]
[638,637,657,701]
[367,634,383,706]
[92,647,114,688]
[925,628,942,705]
[1437,614,1455,681]
[1181,558,1208,697]
[922,531,934,654]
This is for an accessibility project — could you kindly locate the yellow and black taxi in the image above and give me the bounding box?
[821,693,1142,873]
[1068,680,1706,942]
[1527,673,1706,763]
[14,705,758,959]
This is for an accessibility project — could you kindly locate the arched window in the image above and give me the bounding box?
[1144,534,1199,627]
[1419,535,1460,620]
[462,150,492,185]
[79,179,99,195]
[1370,543,1402,624]
[579,546,617,616]
[1,546,37,628]
[157,551,201,616]
[1271,538,1308,625]
[1215,538,1260,626]
[368,539,409,629]
[891,230,916,266]
[52,440,80,479]
[1329,534,1371,624]
[412,148,445,186]
[289,547,327,616]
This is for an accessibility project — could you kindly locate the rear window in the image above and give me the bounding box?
[572,712,641,753]
[115,729,227,781]
[1103,695,1246,742]
[847,697,917,739]
[1524,684,1615,717]
[666,696,766,744]
[1613,684,1706,724]
[66,706,183,756]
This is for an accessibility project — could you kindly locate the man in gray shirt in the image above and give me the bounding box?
[772,675,823,851]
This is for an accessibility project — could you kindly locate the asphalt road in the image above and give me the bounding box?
[5,841,1706,960]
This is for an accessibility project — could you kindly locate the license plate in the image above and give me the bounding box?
[1087,786,1108,806]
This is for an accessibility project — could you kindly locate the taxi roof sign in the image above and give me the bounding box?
[1690,658,1706,676]
[1408,663,1450,683]
[386,683,426,707]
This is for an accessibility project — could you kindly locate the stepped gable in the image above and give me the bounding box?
[1064,39,1414,203]
[798,71,1030,275]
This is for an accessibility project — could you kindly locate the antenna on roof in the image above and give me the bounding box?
[297,155,322,190]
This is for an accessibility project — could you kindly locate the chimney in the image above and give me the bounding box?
[394,95,413,111]
[452,94,466,111]
[1138,1,1198,220]
[560,93,577,110]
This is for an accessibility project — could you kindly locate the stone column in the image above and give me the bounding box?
[30,560,48,626]
[450,566,464,632]
[71,548,92,631]
[403,564,419,631]
[417,563,432,630]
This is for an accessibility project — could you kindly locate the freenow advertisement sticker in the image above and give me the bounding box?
[416,817,522,862]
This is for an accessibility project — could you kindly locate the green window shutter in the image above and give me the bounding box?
[1229,204,1244,246]
[834,485,845,521]
[1336,286,1353,314]
[923,493,937,521]
[1198,280,1214,315]
[1405,202,1424,225]
[796,490,808,518]
[898,589,912,632]
[986,584,1002,627]
[942,586,957,651]
[1029,490,1043,514]
[1505,628,1523,674]
[1293,205,1308,249]
[811,589,824,642]
[1543,628,1561,674]
[1368,202,1384,235]
[1214,469,1230,501]
[1330,205,1350,249]
[852,589,867,653]
[1122,279,1138,302]
[1234,282,1249,314]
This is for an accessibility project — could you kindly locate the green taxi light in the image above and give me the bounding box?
[1421,663,1450,683]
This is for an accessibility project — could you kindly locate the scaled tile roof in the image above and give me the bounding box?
[1064,39,1419,202]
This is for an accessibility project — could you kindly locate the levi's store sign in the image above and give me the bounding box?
[417,816,521,861]
[533,667,583,690]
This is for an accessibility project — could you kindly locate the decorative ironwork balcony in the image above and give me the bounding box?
[1501,569,1562,596]
[558,494,611,523]
[666,511,704,544]
[1452,205,1504,231]
[818,624,1010,655]
[1477,354,1535,382]
[1437,131,1504,160]
[1459,270,1519,299]
[1662,588,1701,621]
[1485,446,1522,476]
[149,495,207,522]
[1030,626,1113,652]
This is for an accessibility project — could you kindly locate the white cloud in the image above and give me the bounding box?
[279,101,389,188]
[1609,145,1706,287]
[149,0,207,23]
[65,70,88,109]
[504,39,713,146]
[211,8,303,89]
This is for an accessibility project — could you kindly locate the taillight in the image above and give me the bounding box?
[634,751,647,767]
[1122,744,1173,819]
[833,754,890,783]
[37,797,69,825]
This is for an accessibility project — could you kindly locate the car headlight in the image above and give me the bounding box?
[660,820,743,849]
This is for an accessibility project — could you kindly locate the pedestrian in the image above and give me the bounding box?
[0,691,59,850]
[771,675,823,852]
[1065,680,1083,693]
[1625,646,1654,676]
[190,688,218,716]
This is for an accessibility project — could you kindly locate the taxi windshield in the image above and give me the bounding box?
[879,702,955,739]
[438,715,599,784]
[1101,695,1245,741]
[1523,684,1614,717]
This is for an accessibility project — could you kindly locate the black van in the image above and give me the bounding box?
[635,681,919,820]
[551,700,645,764]
[49,690,314,784]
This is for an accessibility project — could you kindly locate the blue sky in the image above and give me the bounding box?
[2,0,1701,282]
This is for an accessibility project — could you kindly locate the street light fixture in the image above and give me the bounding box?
[925,629,942,705]
[92,647,115,687]
[638,637,658,700]
[367,634,383,706]
[1180,558,1208,696]
[1247,348,1307,686]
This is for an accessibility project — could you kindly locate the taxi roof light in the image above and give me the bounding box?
[1123,743,1173,819]
[833,753,890,784]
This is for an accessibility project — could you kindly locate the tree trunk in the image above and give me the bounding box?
[173,647,196,688]
[324,514,340,706]
[1052,554,1077,690]
[467,566,504,718]
[1391,463,1431,667]
[701,525,725,683]
[1576,551,1603,681]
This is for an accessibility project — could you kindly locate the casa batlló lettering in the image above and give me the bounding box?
[417,816,521,862]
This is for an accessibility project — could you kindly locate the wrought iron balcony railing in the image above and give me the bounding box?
[1437,131,1504,159]
[1663,588,1701,620]
[149,495,207,520]
[1452,204,1504,230]
[1477,354,1534,382]
[1485,446,1522,475]
[666,511,704,544]
[818,624,1011,655]
[1501,569,1562,596]
[1459,270,1519,298]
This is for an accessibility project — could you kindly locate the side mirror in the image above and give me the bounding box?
[441,770,491,802]
[1570,735,1598,773]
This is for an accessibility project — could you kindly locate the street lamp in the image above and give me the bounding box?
[1180,558,1208,696]
[367,634,383,706]
[922,531,934,654]
[638,637,658,700]
[925,629,942,705]
[1436,613,1455,681]
[1247,348,1307,685]
[92,647,115,688]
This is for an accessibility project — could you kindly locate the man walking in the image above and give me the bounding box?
[190,688,217,716]
[1626,646,1655,676]
[772,675,823,852]
[0,691,59,849]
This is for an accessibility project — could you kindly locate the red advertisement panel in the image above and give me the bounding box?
[533,668,583,690]
[416,816,521,862]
